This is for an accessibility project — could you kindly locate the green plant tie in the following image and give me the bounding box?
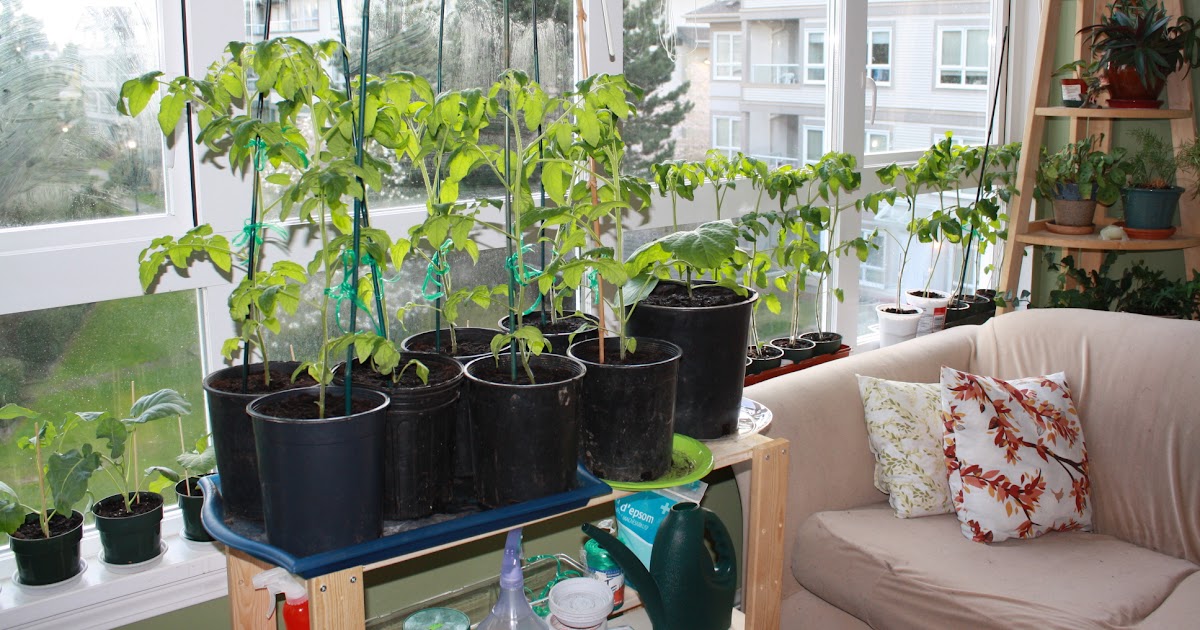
[246,138,268,171]
[232,218,288,248]
[524,554,585,618]
[587,268,600,305]
[325,250,383,335]
[505,244,545,315]
[421,240,453,300]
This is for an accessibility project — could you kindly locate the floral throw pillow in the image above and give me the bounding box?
[940,368,1092,543]
[857,376,953,518]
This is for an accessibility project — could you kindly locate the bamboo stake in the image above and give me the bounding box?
[575,0,606,364]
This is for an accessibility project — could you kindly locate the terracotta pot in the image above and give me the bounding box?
[1105,63,1164,107]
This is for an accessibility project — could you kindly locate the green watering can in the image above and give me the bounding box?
[582,502,737,630]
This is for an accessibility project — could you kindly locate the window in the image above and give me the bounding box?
[867,29,891,84]
[859,230,887,288]
[804,127,824,164]
[713,115,742,158]
[866,130,890,154]
[938,27,989,87]
[246,0,320,36]
[713,31,743,80]
[805,30,825,83]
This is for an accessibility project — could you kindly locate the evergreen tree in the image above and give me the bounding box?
[621,0,692,175]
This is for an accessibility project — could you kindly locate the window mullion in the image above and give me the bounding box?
[828,0,865,342]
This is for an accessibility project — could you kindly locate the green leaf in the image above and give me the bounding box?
[0,494,24,536]
[127,389,191,424]
[95,415,128,460]
[764,293,782,315]
[0,404,37,421]
[117,71,164,117]
[177,448,217,473]
[657,220,739,271]
[157,91,187,135]
[146,466,181,484]
[46,446,101,515]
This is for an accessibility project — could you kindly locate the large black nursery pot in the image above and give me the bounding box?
[626,281,757,439]
[499,313,600,355]
[340,353,465,520]
[465,353,585,507]
[402,327,502,485]
[568,337,682,482]
[175,478,214,542]
[203,361,305,522]
[250,386,388,556]
[10,511,84,586]
[92,492,164,565]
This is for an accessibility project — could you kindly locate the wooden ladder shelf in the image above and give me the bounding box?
[997,0,1200,309]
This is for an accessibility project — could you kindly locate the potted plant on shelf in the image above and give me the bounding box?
[1121,129,1185,234]
[1055,59,1106,108]
[1034,135,1127,232]
[1080,0,1200,109]
[1178,136,1200,196]
[91,388,191,566]
[124,37,395,556]
[147,429,216,544]
[0,404,101,586]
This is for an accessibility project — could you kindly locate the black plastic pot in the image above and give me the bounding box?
[569,337,681,482]
[498,313,600,355]
[339,354,465,520]
[92,492,164,565]
[746,345,783,374]
[10,511,84,586]
[175,478,213,542]
[801,331,843,356]
[250,387,389,556]
[768,337,816,363]
[465,353,586,507]
[203,361,304,522]
[625,282,757,439]
[401,327,503,485]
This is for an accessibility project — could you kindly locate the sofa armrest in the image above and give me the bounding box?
[739,325,979,598]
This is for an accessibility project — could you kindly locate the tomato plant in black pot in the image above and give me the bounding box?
[0,404,101,586]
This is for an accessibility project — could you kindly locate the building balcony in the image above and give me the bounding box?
[750,63,800,85]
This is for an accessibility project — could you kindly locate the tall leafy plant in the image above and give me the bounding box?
[93,389,192,513]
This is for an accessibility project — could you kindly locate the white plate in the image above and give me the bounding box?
[703,398,773,443]
[12,559,87,594]
[98,542,168,574]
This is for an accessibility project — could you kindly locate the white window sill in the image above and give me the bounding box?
[0,511,229,629]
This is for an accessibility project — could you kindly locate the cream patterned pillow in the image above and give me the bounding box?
[940,368,1092,543]
[857,376,953,518]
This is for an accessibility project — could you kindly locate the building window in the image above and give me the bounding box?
[713,115,742,157]
[867,29,891,84]
[805,30,825,83]
[713,32,743,80]
[859,229,887,288]
[866,130,890,154]
[804,126,824,164]
[937,27,989,87]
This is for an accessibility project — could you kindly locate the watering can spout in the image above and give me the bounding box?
[581,523,669,629]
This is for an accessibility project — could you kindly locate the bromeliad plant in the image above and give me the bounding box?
[0,405,102,539]
[93,389,192,514]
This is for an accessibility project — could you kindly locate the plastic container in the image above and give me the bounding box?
[402,608,471,630]
[476,529,551,630]
[583,539,624,612]
[253,567,310,630]
[547,578,613,630]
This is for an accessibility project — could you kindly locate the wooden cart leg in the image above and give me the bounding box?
[744,438,789,630]
[227,548,276,630]
[308,566,366,630]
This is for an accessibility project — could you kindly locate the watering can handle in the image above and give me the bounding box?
[703,507,737,581]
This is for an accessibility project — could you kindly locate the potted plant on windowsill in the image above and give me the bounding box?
[147,429,216,544]
[1080,0,1200,109]
[91,388,192,566]
[1121,129,1185,234]
[1034,135,1127,233]
[0,404,102,586]
[761,164,817,363]
[734,159,787,373]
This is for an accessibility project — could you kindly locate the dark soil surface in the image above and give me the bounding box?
[255,392,379,419]
[908,290,944,298]
[747,346,782,360]
[770,338,813,350]
[881,307,919,315]
[408,330,497,358]
[470,361,577,385]
[523,315,597,335]
[572,340,675,366]
[93,492,163,518]
[344,359,461,389]
[642,282,746,308]
[11,511,83,540]
[209,365,316,395]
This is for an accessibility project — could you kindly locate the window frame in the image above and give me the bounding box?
[936,26,990,90]
[804,28,826,85]
[866,27,892,86]
[712,31,743,80]
[803,125,825,165]
[712,114,743,158]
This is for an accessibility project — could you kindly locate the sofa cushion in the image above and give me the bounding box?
[970,309,1200,565]
[857,376,952,517]
[940,369,1092,542]
[794,503,1200,630]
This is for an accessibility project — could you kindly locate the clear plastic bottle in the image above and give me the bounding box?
[477,528,551,630]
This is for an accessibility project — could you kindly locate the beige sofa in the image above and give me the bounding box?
[744,309,1200,629]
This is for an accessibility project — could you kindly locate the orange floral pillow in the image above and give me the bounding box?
[939,368,1092,543]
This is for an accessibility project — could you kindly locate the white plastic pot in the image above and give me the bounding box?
[548,577,613,630]
[904,289,951,336]
[876,304,924,348]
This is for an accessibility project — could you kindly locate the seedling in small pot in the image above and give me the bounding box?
[93,388,193,514]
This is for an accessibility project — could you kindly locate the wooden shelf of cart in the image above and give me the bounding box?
[1016,220,1200,251]
[223,432,790,630]
[1034,106,1193,120]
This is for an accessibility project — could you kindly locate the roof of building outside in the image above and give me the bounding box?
[686,0,741,18]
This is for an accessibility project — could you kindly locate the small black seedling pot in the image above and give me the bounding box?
[93,492,164,565]
[175,477,214,542]
[9,511,84,586]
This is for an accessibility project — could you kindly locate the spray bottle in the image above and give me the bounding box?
[477,528,551,630]
[252,567,310,630]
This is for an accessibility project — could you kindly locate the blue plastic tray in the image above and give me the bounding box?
[199,468,611,579]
